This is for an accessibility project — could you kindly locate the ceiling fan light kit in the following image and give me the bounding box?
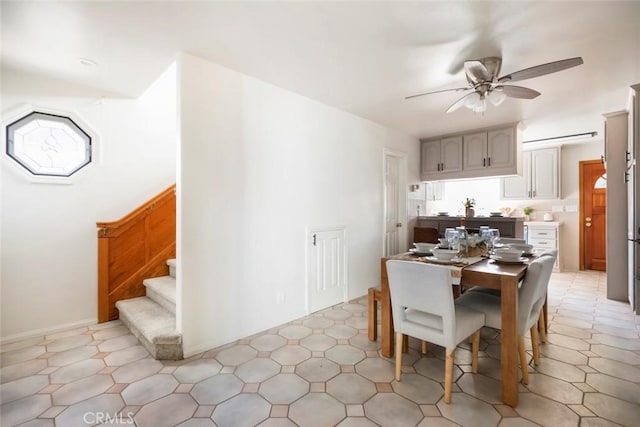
[407,56,584,114]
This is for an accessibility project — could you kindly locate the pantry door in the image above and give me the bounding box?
[383,150,407,257]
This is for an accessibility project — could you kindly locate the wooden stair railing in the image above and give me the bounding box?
[97,185,176,322]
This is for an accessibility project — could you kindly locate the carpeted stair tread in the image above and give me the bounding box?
[167,259,176,278]
[116,297,181,345]
[144,276,176,314]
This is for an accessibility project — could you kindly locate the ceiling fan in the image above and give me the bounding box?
[406,56,584,113]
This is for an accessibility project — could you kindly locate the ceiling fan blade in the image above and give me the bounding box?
[446,92,476,113]
[464,60,491,83]
[499,57,583,83]
[405,87,469,100]
[501,85,541,99]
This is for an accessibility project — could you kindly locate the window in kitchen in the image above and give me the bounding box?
[6,111,92,177]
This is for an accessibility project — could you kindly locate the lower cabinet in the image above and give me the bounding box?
[416,217,524,238]
[526,222,561,271]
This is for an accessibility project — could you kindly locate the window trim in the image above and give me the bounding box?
[2,105,100,184]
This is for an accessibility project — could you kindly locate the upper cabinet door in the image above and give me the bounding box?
[502,151,531,199]
[487,128,515,169]
[441,136,463,173]
[531,148,559,199]
[463,132,488,171]
[421,140,441,175]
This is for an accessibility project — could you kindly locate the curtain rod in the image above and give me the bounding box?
[523,131,598,144]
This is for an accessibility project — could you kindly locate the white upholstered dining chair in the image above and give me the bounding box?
[455,255,555,384]
[386,260,485,404]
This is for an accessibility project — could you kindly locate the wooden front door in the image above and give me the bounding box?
[580,160,607,271]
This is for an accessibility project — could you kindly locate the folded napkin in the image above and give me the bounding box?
[417,256,484,268]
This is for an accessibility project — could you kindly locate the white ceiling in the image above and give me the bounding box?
[2,1,639,140]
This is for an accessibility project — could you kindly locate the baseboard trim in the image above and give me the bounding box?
[1,317,97,345]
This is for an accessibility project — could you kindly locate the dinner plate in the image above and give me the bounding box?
[409,248,432,256]
[490,255,527,264]
[426,256,459,264]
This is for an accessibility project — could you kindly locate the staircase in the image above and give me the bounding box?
[116,259,182,360]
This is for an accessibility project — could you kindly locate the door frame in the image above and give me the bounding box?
[382,148,408,256]
[579,159,605,270]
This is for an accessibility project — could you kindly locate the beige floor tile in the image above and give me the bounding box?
[260,373,309,404]
[370,394,426,424]
[583,392,640,427]
[4,270,640,427]
[0,358,48,384]
[212,393,271,427]
[327,373,376,404]
[134,394,198,427]
[120,374,178,405]
[437,393,501,427]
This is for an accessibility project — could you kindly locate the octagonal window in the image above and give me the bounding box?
[6,111,92,177]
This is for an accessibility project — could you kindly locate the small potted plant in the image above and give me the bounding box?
[523,206,533,221]
[464,198,476,217]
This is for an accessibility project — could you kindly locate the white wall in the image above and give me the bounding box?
[1,66,177,341]
[424,140,604,271]
[177,53,419,356]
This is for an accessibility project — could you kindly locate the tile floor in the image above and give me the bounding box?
[1,270,639,427]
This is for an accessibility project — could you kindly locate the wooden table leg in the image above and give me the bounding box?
[381,258,394,358]
[500,276,519,407]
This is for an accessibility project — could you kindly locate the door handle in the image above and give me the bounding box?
[629,238,640,244]
[585,217,592,221]
[396,222,402,228]
[586,223,592,227]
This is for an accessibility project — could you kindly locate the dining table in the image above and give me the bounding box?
[379,252,529,407]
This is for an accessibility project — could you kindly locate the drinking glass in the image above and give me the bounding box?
[481,229,493,248]
[489,228,500,250]
[444,228,457,250]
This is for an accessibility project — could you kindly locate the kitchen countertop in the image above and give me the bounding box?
[524,221,562,226]
[418,215,524,221]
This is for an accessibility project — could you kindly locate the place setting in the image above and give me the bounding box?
[489,247,529,264]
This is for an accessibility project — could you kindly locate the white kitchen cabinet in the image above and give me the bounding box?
[421,123,521,181]
[501,148,559,200]
[526,222,561,271]
[425,181,444,201]
[420,136,463,178]
[462,127,518,177]
[463,132,488,171]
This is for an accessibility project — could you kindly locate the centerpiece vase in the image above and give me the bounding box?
[465,207,475,217]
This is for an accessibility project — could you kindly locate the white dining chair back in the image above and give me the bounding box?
[517,256,555,335]
[386,260,485,403]
[387,260,456,348]
[455,255,555,384]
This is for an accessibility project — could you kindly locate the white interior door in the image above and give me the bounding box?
[628,88,640,313]
[307,227,347,313]
[385,155,400,256]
